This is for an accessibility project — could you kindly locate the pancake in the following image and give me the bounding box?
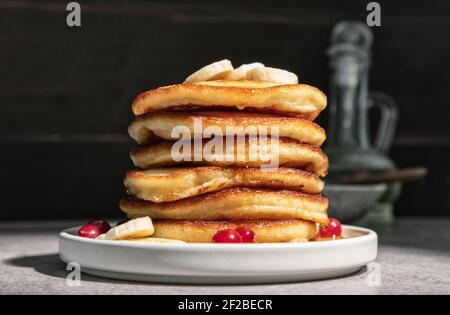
[151,219,318,243]
[131,80,327,120]
[128,111,326,146]
[120,187,329,224]
[130,138,329,177]
[125,167,324,202]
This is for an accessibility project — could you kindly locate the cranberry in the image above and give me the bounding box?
[88,219,111,233]
[212,229,243,243]
[235,227,255,243]
[78,224,102,239]
[319,217,342,238]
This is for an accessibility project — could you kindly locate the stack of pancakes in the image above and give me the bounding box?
[120,79,329,242]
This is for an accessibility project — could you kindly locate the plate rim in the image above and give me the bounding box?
[60,224,377,250]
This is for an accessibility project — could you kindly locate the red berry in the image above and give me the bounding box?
[212,229,243,243]
[78,224,102,239]
[319,217,342,238]
[235,227,255,243]
[88,219,111,233]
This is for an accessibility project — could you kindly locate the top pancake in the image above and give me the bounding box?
[131,80,327,120]
[128,111,326,146]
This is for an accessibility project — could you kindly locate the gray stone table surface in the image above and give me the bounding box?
[1,218,449,295]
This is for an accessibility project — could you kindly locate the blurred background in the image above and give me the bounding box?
[1,0,449,220]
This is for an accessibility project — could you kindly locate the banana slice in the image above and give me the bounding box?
[184,59,233,83]
[225,62,265,80]
[98,217,154,240]
[123,237,186,244]
[247,66,298,84]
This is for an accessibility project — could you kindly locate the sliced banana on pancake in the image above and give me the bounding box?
[128,111,326,146]
[225,62,265,80]
[125,167,324,203]
[97,216,154,240]
[150,220,318,243]
[247,66,298,84]
[120,187,329,224]
[184,59,233,83]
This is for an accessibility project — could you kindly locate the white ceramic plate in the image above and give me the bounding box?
[59,225,377,284]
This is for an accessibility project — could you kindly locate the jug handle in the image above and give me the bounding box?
[368,92,398,152]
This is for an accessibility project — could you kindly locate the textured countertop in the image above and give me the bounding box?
[1,218,449,295]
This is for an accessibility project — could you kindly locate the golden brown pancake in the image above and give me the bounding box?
[120,187,329,224]
[125,167,324,202]
[130,138,329,177]
[131,80,327,120]
[151,219,318,243]
[128,111,326,146]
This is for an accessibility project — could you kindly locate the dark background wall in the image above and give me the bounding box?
[1,0,450,220]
